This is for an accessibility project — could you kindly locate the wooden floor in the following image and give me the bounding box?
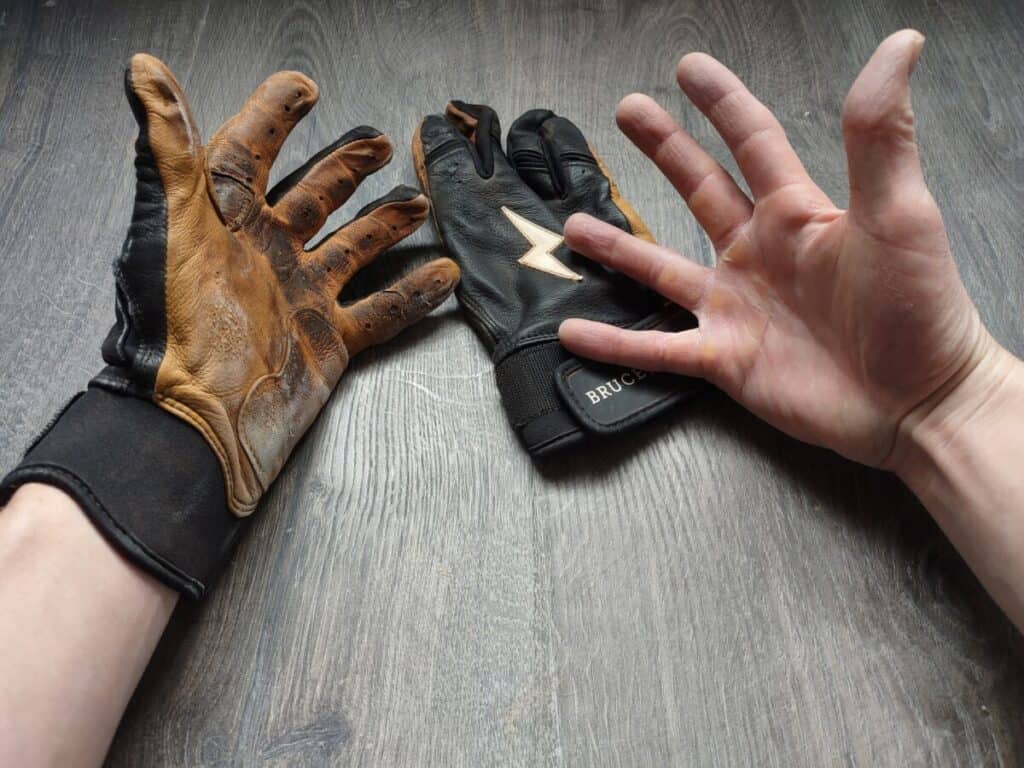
[1,0,1022,765]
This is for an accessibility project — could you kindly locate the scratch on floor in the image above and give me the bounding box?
[73,274,100,291]
[393,366,490,381]
[42,293,71,316]
[182,1,211,83]
[390,376,488,406]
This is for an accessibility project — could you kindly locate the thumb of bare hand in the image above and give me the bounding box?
[842,30,928,223]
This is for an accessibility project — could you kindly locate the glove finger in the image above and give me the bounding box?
[537,113,604,199]
[537,111,655,243]
[587,142,654,243]
[510,110,598,202]
[507,109,562,199]
[125,54,203,208]
[412,113,475,194]
[413,103,520,194]
[337,258,460,356]
[268,127,394,242]
[445,101,507,178]
[306,186,430,298]
[207,70,319,224]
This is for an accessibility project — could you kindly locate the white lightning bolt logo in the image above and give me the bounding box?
[501,206,582,282]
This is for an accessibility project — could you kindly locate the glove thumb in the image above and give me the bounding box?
[125,53,203,206]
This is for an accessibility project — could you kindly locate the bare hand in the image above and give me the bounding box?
[559,30,994,468]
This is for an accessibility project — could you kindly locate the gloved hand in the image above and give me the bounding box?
[0,55,459,597]
[412,102,702,455]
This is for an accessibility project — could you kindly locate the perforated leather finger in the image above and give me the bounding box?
[207,71,318,227]
[268,127,394,242]
[338,257,459,356]
[307,186,430,298]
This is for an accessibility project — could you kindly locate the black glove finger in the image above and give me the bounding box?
[540,114,608,210]
[412,112,475,193]
[507,109,564,200]
[444,100,508,179]
[503,109,617,213]
[522,110,651,241]
[413,101,515,186]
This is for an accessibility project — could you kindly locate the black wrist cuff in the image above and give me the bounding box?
[495,341,583,455]
[494,312,706,456]
[0,387,240,598]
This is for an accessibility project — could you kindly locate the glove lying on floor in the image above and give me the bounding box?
[413,102,703,455]
[0,54,459,597]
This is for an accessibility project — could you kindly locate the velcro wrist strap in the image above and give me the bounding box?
[553,358,700,434]
[494,342,583,455]
[494,311,706,456]
[0,387,239,598]
[554,310,705,435]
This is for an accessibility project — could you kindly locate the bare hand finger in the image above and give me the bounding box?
[615,92,752,250]
[676,53,821,202]
[564,213,710,310]
[842,30,930,226]
[559,319,705,377]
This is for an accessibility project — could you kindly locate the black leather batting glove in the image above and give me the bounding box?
[413,101,703,455]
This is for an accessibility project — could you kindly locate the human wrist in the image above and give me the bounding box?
[0,387,238,598]
[1,483,178,603]
[893,337,1023,497]
[0,483,176,767]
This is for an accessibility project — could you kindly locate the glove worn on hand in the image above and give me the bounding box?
[413,102,702,455]
[0,55,459,597]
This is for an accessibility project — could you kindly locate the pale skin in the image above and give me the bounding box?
[1,29,1022,768]
[560,30,1024,628]
[0,483,177,766]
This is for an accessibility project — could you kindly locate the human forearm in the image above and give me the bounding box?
[896,340,1024,631]
[0,484,177,767]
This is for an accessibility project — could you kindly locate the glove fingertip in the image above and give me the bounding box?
[124,53,201,167]
[508,108,556,135]
[416,113,463,154]
[445,100,501,140]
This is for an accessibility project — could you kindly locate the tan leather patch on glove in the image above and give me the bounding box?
[120,55,459,515]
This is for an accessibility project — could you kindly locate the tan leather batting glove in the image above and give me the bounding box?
[0,54,459,597]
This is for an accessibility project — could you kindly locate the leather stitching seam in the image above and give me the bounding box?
[154,395,256,516]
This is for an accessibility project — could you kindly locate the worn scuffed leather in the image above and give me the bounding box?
[94,55,460,515]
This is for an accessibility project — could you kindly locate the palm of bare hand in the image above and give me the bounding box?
[700,189,979,465]
[559,30,987,467]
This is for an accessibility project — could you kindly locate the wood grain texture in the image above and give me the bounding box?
[0,0,1022,765]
